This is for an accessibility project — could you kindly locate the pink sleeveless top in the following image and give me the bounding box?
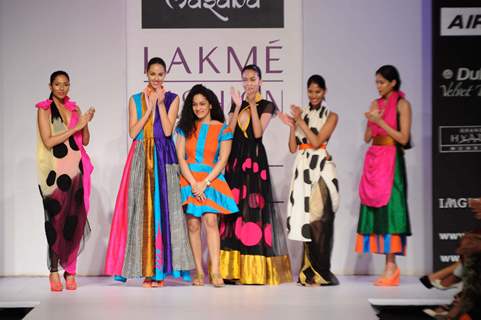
[358,91,404,207]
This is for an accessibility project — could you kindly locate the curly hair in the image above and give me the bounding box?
[177,84,225,138]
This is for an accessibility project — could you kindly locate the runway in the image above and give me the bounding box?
[0,276,455,319]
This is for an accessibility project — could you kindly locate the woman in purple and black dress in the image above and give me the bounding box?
[105,57,194,287]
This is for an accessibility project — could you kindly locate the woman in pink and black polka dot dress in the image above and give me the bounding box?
[219,64,292,285]
[36,71,94,292]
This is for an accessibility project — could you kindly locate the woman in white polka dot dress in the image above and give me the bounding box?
[36,71,94,291]
[281,74,340,286]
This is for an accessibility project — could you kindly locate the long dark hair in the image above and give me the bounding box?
[177,84,225,138]
[376,65,401,91]
[49,70,70,99]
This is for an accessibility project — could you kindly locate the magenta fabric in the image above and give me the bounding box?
[358,91,403,207]
[104,140,137,275]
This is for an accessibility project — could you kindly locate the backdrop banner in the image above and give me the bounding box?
[432,0,481,270]
[127,0,302,215]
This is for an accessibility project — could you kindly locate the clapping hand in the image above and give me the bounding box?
[75,113,90,131]
[290,105,303,122]
[147,87,158,112]
[85,107,95,121]
[279,112,295,128]
[155,86,166,106]
[364,108,384,124]
[230,87,242,108]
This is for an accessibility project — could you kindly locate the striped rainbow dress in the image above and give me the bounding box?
[105,91,194,281]
[177,122,238,216]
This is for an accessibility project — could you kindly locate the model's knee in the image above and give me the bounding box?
[187,219,201,233]
[203,216,218,230]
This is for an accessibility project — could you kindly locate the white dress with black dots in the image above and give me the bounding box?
[286,102,340,285]
[287,102,340,242]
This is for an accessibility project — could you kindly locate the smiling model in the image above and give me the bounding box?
[176,84,238,287]
[219,64,292,285]
[280,74,340,286]
[105,57,194,287]
[36,70,95,291]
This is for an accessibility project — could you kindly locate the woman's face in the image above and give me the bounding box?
[192,93,211,121]
[375,74,396,98]
[49,75,70,101]
[147,63,166,90]
[307,83,325,106]
[242,69,261,96]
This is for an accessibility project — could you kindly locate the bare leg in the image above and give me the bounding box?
[384,253,397,277]
[428,262,459,281]
[187,216,203,278]
[202,213,223,286]
[440,274,461,287]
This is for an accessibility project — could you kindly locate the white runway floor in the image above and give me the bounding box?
[0,276,455,320]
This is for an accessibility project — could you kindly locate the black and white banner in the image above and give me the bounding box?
[142,0,284,28]
[432,0,481,270]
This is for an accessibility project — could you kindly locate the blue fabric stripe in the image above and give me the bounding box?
[114,272,190,282]
[114,275,127,283]
[133,93,144,141]
[363,235,370,253]
[222,131,233,140]
[195,124,208,163]
[153,150,163,279]
[216,124,232,161]
[152,273,165,281]
[175,127,185,137]
[153,270,191,281]
[185,163,227,182]
[384,234,391,254]
[187,162,213,172]
[184,204,225,217]
[219,124,233,141]
[180,186,236,206]
[182,200,239,216]
[181,186,238,214]
[360,234,407,255]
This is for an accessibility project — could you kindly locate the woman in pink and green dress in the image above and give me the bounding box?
[356,65,412,286]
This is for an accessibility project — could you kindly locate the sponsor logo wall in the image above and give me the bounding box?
[433,1,481,270]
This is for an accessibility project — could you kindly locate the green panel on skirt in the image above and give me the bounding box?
[357,147,412,235]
